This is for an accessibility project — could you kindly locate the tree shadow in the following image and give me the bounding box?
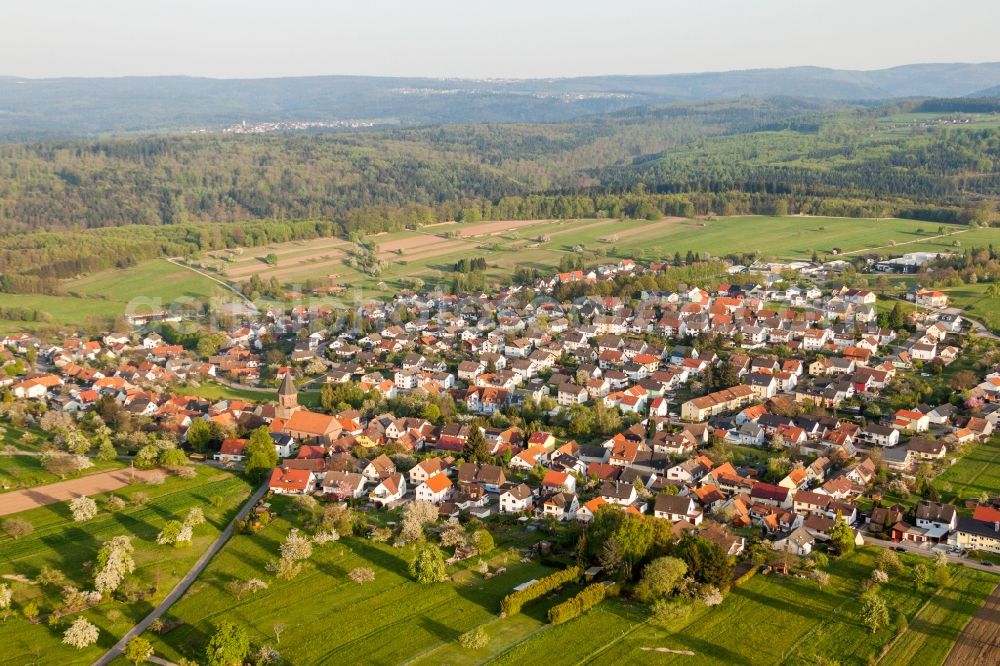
[418,615,462,643]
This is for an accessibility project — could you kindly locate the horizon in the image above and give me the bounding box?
[4,0,1000,79]
[4,60,1000,82]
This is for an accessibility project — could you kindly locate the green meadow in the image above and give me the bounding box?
[0,466,253,666]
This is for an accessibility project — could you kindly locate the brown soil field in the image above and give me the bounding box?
[226,250,344,278]
[449,218,555,238]
[386,241,479,264]
[0,469,163,516]
[246,258,353,282]
[944,582,1000,666]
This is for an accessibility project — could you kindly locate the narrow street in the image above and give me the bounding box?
[862,533,998,574]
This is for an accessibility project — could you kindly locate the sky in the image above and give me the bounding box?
[4,0,1000,79]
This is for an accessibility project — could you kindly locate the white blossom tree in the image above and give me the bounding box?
[70,496,98,523]
[184,506,205,528]
[60,586,102,613]
[399,500,437,542]
[94,536,135,594]
[313,530,340,545]
[0,583,11,610]
[348,567,375,584]
[700,586,724,607]
[62,616,100,649]
[279,528,312,563]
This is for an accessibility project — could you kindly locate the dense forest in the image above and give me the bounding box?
[0,97,998,295]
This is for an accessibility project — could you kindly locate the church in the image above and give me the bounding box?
[272,372,342,445]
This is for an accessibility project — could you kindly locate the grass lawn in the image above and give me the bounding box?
[0,465,253,666]
[940,283,1000,334]
[144,495,559,665]
[882,567,998,665]
[0,421,49,452]
[0,259,227,335]
[933,436,1000,506]
[170,381,276,403]
[0,454,124,493]
[0,420,126,493]
[508,548,997,666]
[140,502,1000,666]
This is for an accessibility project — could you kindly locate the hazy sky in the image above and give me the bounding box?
[5,0,1000,79]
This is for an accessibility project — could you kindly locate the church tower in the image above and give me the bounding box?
[276,370,299,419]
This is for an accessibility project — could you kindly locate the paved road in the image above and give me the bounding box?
[91,481,269,666]
[863,534,999,574]
[0,468,162,517]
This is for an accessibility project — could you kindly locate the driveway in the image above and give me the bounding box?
[0,468,162,517]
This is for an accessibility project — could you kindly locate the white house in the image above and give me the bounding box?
[499,484,534,514]
[415,474,453,504]
[369,473,407,507]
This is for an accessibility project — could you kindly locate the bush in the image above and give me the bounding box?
[651,597,691,625]
[458,626,489,650]
[500,566,581,615]
[548,582,610,624]
[3,517,32,539]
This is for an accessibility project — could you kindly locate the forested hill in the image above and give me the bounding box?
[3,62,1000,138]
[1,98,997,236]
[0,98,836,232]
[0,97,998,296]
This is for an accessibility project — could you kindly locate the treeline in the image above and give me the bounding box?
[915,98,1000,114]
[0,220,338,294]
[0,306,52,322]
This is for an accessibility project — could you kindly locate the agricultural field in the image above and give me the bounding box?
[0,259,227,335]
[0,466,253,666]
[143,497,562,665]
[197,215,1000,301]
[2,215,996,333]
[141,500,997,666]
[932,436,1000,508]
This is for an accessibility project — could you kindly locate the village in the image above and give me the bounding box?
[3,253,999,568]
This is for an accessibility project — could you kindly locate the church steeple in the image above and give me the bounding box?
[276,370,299,419]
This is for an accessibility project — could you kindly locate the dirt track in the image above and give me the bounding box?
[944,582,1000,666]
[0,468,161,516]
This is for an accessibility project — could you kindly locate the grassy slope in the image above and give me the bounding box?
[0,454,124,493]
[0,259,224,334]
[933,436,1000,506]
[940,283,1000,332]
[0,466,253,666]
[495,548,997,666]
[2,216,996,332]
[145,497,557,665]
